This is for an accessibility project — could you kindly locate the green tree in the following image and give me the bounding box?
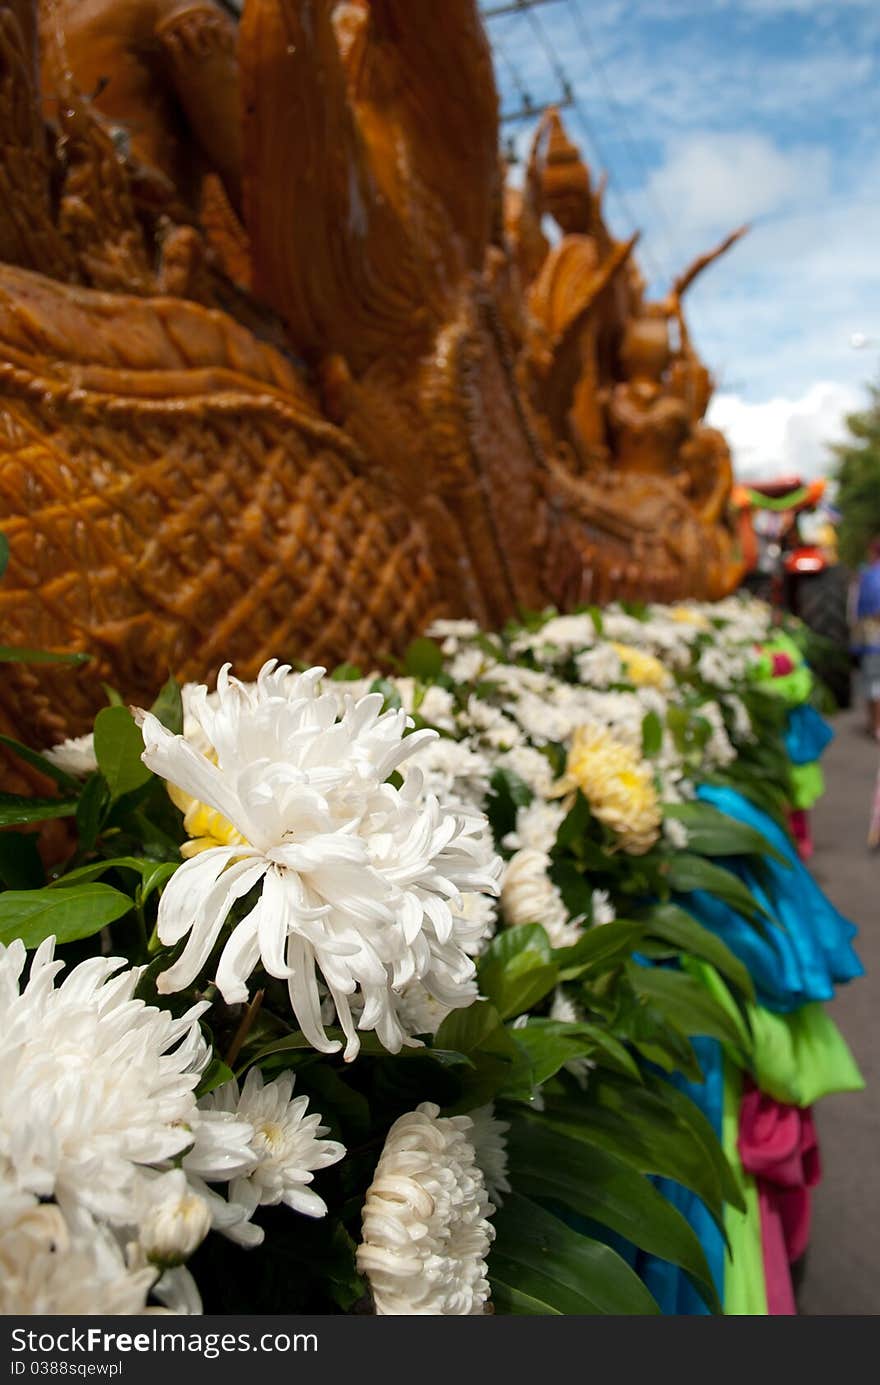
[833,381,880,567]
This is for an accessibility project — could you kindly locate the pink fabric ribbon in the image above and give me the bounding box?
[738,1082,821,1315]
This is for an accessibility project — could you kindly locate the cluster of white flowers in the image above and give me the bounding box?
[0,938,343,1313]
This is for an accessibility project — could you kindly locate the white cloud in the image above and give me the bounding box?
[707,380,862,480]
[644,133,831,242]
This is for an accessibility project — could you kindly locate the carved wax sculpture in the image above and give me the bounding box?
[0,0,438,761]
[0,1,744,764]
[513,109,746,602]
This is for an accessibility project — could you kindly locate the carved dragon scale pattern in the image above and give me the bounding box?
[0,0,745,768]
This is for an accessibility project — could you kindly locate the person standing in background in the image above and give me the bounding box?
[851,537,880,741]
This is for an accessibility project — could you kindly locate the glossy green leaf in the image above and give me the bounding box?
[666,851,771,926]
[478,925,558,1019]
[196,1058,234,1098]
[50,855,178,903]
[490,1193,660,1315]
[641,709,663,757]
[0,882,133,947]
[93,706,152,799]
[636,902,755,1002]
[627,965,752,1055]
[0,532,8,580]
[403,637,444,679]
[75,774,110,851]
[507,1116,721,1313]
[0,793,78,826]
[150,676,184,736]
[507,1017,640,1086]
[663,801,788,867]
[553,920,645,980]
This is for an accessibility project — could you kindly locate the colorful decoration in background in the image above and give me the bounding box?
[0,0,744,765]
[0,594,863,1314]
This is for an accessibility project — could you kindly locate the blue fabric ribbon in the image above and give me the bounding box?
[784,704,834,766]
[677,784,863,1012]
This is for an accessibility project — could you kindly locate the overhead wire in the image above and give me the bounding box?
[514,0,668,285]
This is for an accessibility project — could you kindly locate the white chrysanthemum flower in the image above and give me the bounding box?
[591,889,616,926]
[501,849,582,948]
[663,816,690,851]
[427,619,481,648]
[447,646,492,684]
[503,800,566,855]
[459,696,525,750]
[395,977,480,1035]
[496,745,556,799]
[468,1104,510,1205]
[202,1068,344,1223]
[136,1170,212,1269]
[0,1186,158,1315]
[0,938,251,1230]
[697,701,737,769]
[575,643,624,689]
[528,614,597,651]
[724,694,754,743]
[42,732,98,777]
[356,1102,494,1315]
[457,891,499,956]
[403,735,492,811]
[139,662,500,1061]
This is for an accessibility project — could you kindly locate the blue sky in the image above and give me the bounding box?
[482,0,880,478]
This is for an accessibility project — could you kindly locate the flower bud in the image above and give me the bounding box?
[140,1174,211,1269]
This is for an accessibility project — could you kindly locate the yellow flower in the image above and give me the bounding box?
[552,724,661,855]
[167,781,246,857]
[609,643,671,689]
[669,606,711,629]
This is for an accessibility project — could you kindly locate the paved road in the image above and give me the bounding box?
[797,706,879,1315]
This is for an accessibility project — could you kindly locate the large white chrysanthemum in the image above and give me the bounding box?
[0,1184,157,1315]
[356,1102,495,1315]
[0,939,253,1230]
[201,1068,344,1223]
[139,662,500,1061]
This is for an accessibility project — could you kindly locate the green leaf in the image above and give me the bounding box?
[150,677,184,736]
[49,856,178,903]
[0,882,133,947]
[507,1116,721,1313]
[0,531,8,580]
[0,734,83,792]
[196,1059,234,1098]
[486,767,533,842]
[478,926,558,1019]
[0,832,45,889]
[663,801,788,867]
[0,793,78,826]
[434,1000,511,1055]
[93,706,152,799]
[627,965,752,1055]
[641,709,663,758]
[636,902,755,1003]
[638,1069,744,1210]
[666,851,771,926]
[509,1017,639,1086]
[75,774,111,851]
[553,920,645,980]
[490,1193,660,1315]
[403,637,444,680]
[0,646,90,665]
[329,662,364,682]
